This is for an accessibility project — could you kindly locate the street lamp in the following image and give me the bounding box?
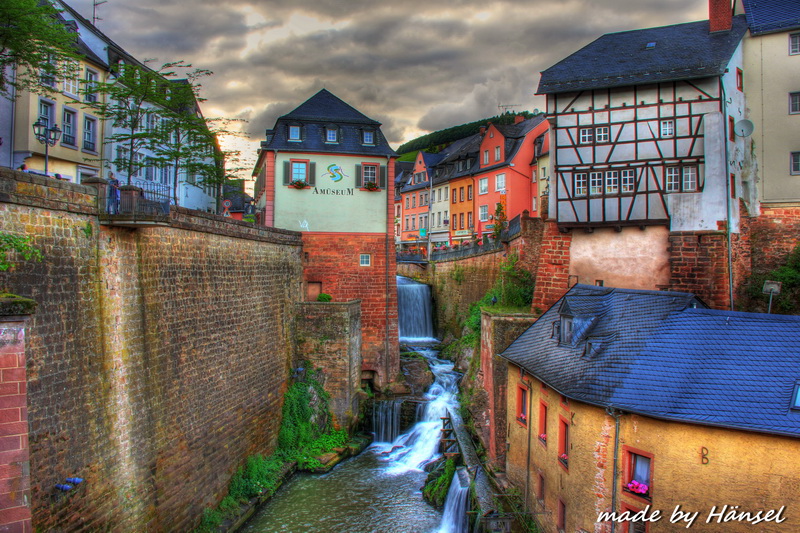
[32,119,62,176]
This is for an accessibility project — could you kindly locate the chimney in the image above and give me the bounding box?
[709,0,732,33]
[514,115,525,124]
[479,126,486,135]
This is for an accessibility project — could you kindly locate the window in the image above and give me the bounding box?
[557,500,566,532]
[359,254,371,267]
[411,217,416,230]
[537,474,545,504]
[39,55,56,87]
[452,189,457,203]
[84,69,98,103]
[558,417,569,469]
[144,157,157,181]
[574,173,587,197]
[790,93,800,114]
[792,152,800,175]
[326,127,338,143]
[288,125,301,141]
[683,166,698,191]
[622,504,649,533]
[578,127,593,144]
[494,146,501,161]
[362,164,377,186]
[516,386,528,425]
[624,449,653,499]
[792,382,800,410]
[666,167,681,192]
[736,68,743,91]
[63,65,79,96]
[496,173,506,192]
[605,171,619,194]
[291,161,308,182]
[589,172,603,195]
[622,169,635,193]
[62,109,77,146]
[83,116,97,152]
[479,205,489,222]
[560,316,573,344]
[38,100,54,129]
[459,213,464,229]
[483,150,489,164]
[660,119,674,137]
[467,185,473,200]
[729,116,735,142]
[362,130,374,144]
[538,401,548,445]
[596,125,610,143]
[160,164,171,185]
[790,33,800,55]
[437,212,441,227]
[405,217,409,230]
[479,177,488,195]
[460,187,464,202]
[412,196,416,208]
[405,197,410,209]
[467,212,473,229]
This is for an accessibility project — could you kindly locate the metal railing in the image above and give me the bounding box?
[100,180,171,219]
[430,239,503,261]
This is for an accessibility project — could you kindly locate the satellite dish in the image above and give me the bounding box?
[734,119,754,137]
[533,108,540,115]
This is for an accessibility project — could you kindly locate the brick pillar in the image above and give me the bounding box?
[531,221,572,312]
[0,295,36,533]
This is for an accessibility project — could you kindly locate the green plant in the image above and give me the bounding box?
[317,293,332,302]
[492,202,507,241]
[0,232,43,272]
[450,265,464,284]
[81,222,93,238]
[423,458,457,507]
[195,508,223,533]
[744,244,800,314]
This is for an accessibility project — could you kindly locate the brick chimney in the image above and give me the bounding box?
[479,126,486,135]
[514,115,525,124]
[709,0,732,32]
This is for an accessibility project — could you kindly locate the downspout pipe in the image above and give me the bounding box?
[607,407,622,533]
[720,80,735,311]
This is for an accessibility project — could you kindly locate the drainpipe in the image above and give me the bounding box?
[720,80,735,310]
[606,407,621,533]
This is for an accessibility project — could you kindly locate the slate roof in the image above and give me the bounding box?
[264,89,396,157]
[500,285,800,438]
[537,16,748,94]
[742,0,800,35]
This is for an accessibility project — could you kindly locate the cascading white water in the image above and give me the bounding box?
[397,276,435,341]
[439,467,470,533]
[375,348,459,474]
[372,399,402,442]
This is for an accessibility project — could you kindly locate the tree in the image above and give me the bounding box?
[0,0,81,98]
[492,201,507,241]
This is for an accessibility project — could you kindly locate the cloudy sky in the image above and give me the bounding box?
[67,0,711,168]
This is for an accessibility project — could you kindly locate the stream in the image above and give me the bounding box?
[241,277,467,533]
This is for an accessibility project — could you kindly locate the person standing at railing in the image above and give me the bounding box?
[108,172,120,214]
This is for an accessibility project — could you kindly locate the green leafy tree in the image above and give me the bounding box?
[0,232,42,271]
[0,0,81,98]
[492,201,507,241]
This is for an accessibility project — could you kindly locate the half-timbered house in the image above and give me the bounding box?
[535,0,751,307]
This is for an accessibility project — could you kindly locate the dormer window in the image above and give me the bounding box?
[560,316,573,344]
[288,125,302,141]
[325,127,338,143]
[792,382,800,410]
[362,130,375,145]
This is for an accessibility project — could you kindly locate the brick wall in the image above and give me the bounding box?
[295,301,362,430]
[302,233,398,386]
[0,168,303,531]
[748,205,800,274]
[531,221,572,313]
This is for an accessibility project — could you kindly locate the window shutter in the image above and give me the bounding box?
[355,164,362,188]
[379,165,387,189]
[308,162,316,186]
[283,161,291,185]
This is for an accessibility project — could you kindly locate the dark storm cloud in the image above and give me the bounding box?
[65,0,712,151]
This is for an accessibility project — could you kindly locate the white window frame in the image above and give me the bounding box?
[326,128,338,142]
[63,64,79,96]
[83,116,97,153]
[483,150,489,164]
[660,119,675,138]
[479,204,489,222]
[362,130,374,144]
[682,166,698,191]
[574,173,588,197]
[288,125,301,141]
[359,254,371,267]
[666,167,681,192]
[621,169,635,193]
[595,126,610,143]
[495,173,506,192]
[494,146,501,161]
[605,171,619,194]
[362,164,377,185]
[589,172,603,196]
[790,33,800,55]
[579,128,593,144]
[84,69,98,103]
[38,100,54,129]
[62,108,77,146]
[790,92,800,115]
[479,177,488,195]
[291,161,308,182]
[792,152,800,175]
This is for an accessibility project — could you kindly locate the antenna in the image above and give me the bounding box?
[498,104,520,114]
[734,119,754,137]
[92,0,108,26]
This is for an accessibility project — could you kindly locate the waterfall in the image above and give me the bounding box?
[372,399,402,442]
[438,467,470,533]
[397,276,435,341]
[376,348,459,474]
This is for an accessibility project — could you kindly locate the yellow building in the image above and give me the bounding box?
[500,285,800,532]
[12,41,107,183]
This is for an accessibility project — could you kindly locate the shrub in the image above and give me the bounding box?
[317,293,332,302]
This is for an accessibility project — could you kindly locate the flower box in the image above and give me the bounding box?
[290,180,308,189]
[626,480,649,495]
